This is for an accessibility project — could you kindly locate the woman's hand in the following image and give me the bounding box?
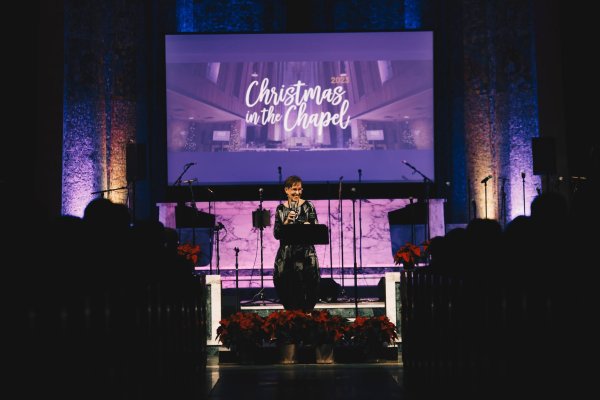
[285,210,297,224]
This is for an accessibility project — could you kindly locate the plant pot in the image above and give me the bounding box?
[364,344,387,363]
[235,345,258,365]
[277,343,298,364]
[315,344,334,364]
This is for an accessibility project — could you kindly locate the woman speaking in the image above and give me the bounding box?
[273,175,320,311]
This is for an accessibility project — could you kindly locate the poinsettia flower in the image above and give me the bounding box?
[177,243,201,264]
[393,242,428,267]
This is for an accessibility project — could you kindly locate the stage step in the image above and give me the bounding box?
[218,345,400,364]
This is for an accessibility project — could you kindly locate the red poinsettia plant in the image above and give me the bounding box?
[177,243,201,265]
[393,241,429,268]
[308,310,349,345]
[348,315,398,347]
[216,312,267,349]
[263,310,312,345]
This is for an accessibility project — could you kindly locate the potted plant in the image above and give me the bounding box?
[216,312,266,363]
[263,310,311,363]
[177,243,201,265]
[308,310,349,363]
[394,241,428,269]
[348,316,398,362]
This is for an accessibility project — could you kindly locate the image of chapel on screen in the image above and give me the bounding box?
[167,59,432,152]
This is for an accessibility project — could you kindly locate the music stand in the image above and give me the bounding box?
[279,224,331,308]
[279,224,329,245]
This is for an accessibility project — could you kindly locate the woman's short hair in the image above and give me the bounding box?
[284,175,302,188]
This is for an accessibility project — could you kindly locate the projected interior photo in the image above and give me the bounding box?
[166,32,433,184]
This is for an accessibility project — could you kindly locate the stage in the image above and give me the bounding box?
[205,273,402,347]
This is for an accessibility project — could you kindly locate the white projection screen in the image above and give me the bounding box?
[165,31,434,185]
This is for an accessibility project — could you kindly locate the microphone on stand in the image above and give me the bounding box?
[402,160,415,169]
[184,162,196,167]
[480,175,493,184]
[521,172,526,179]
[182,178,197,184]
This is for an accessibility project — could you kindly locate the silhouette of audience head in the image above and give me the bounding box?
[83,197,114,225]
[530,192,568,223]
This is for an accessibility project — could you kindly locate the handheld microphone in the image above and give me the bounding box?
[182,178,197,184]
[184,162,196,167]
[289,200,298,221]
[480,175,493,184]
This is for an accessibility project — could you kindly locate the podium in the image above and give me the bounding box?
[279,224,329,245]
[174,204,215,268]
[387,199,446,247]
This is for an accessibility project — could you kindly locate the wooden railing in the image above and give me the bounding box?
[399,267,579,396]
[23,275,207,399]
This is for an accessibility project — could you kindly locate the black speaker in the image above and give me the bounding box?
[252,209,271,228]
[318,278,341,303]
[126,143,146,182]
[532,137,556,175]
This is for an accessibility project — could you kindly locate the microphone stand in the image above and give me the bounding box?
[234,247,240,312]
[246,189,268,305]
[467,175,473,221]
[259,191,265,294]
[173,163,193,186]
[351,188,359,318]
[327,181,333,279]
[500,178,507,228]
[214,223,223,274]
[402,161,432,241]
[338,177,345,297]
[409,197,416,244]
[208,190,214,273]
[358,169,363,269]
[521,173,526,215]
[91,186,129,197]
[187,180,198,249]
[483,179,489,219]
